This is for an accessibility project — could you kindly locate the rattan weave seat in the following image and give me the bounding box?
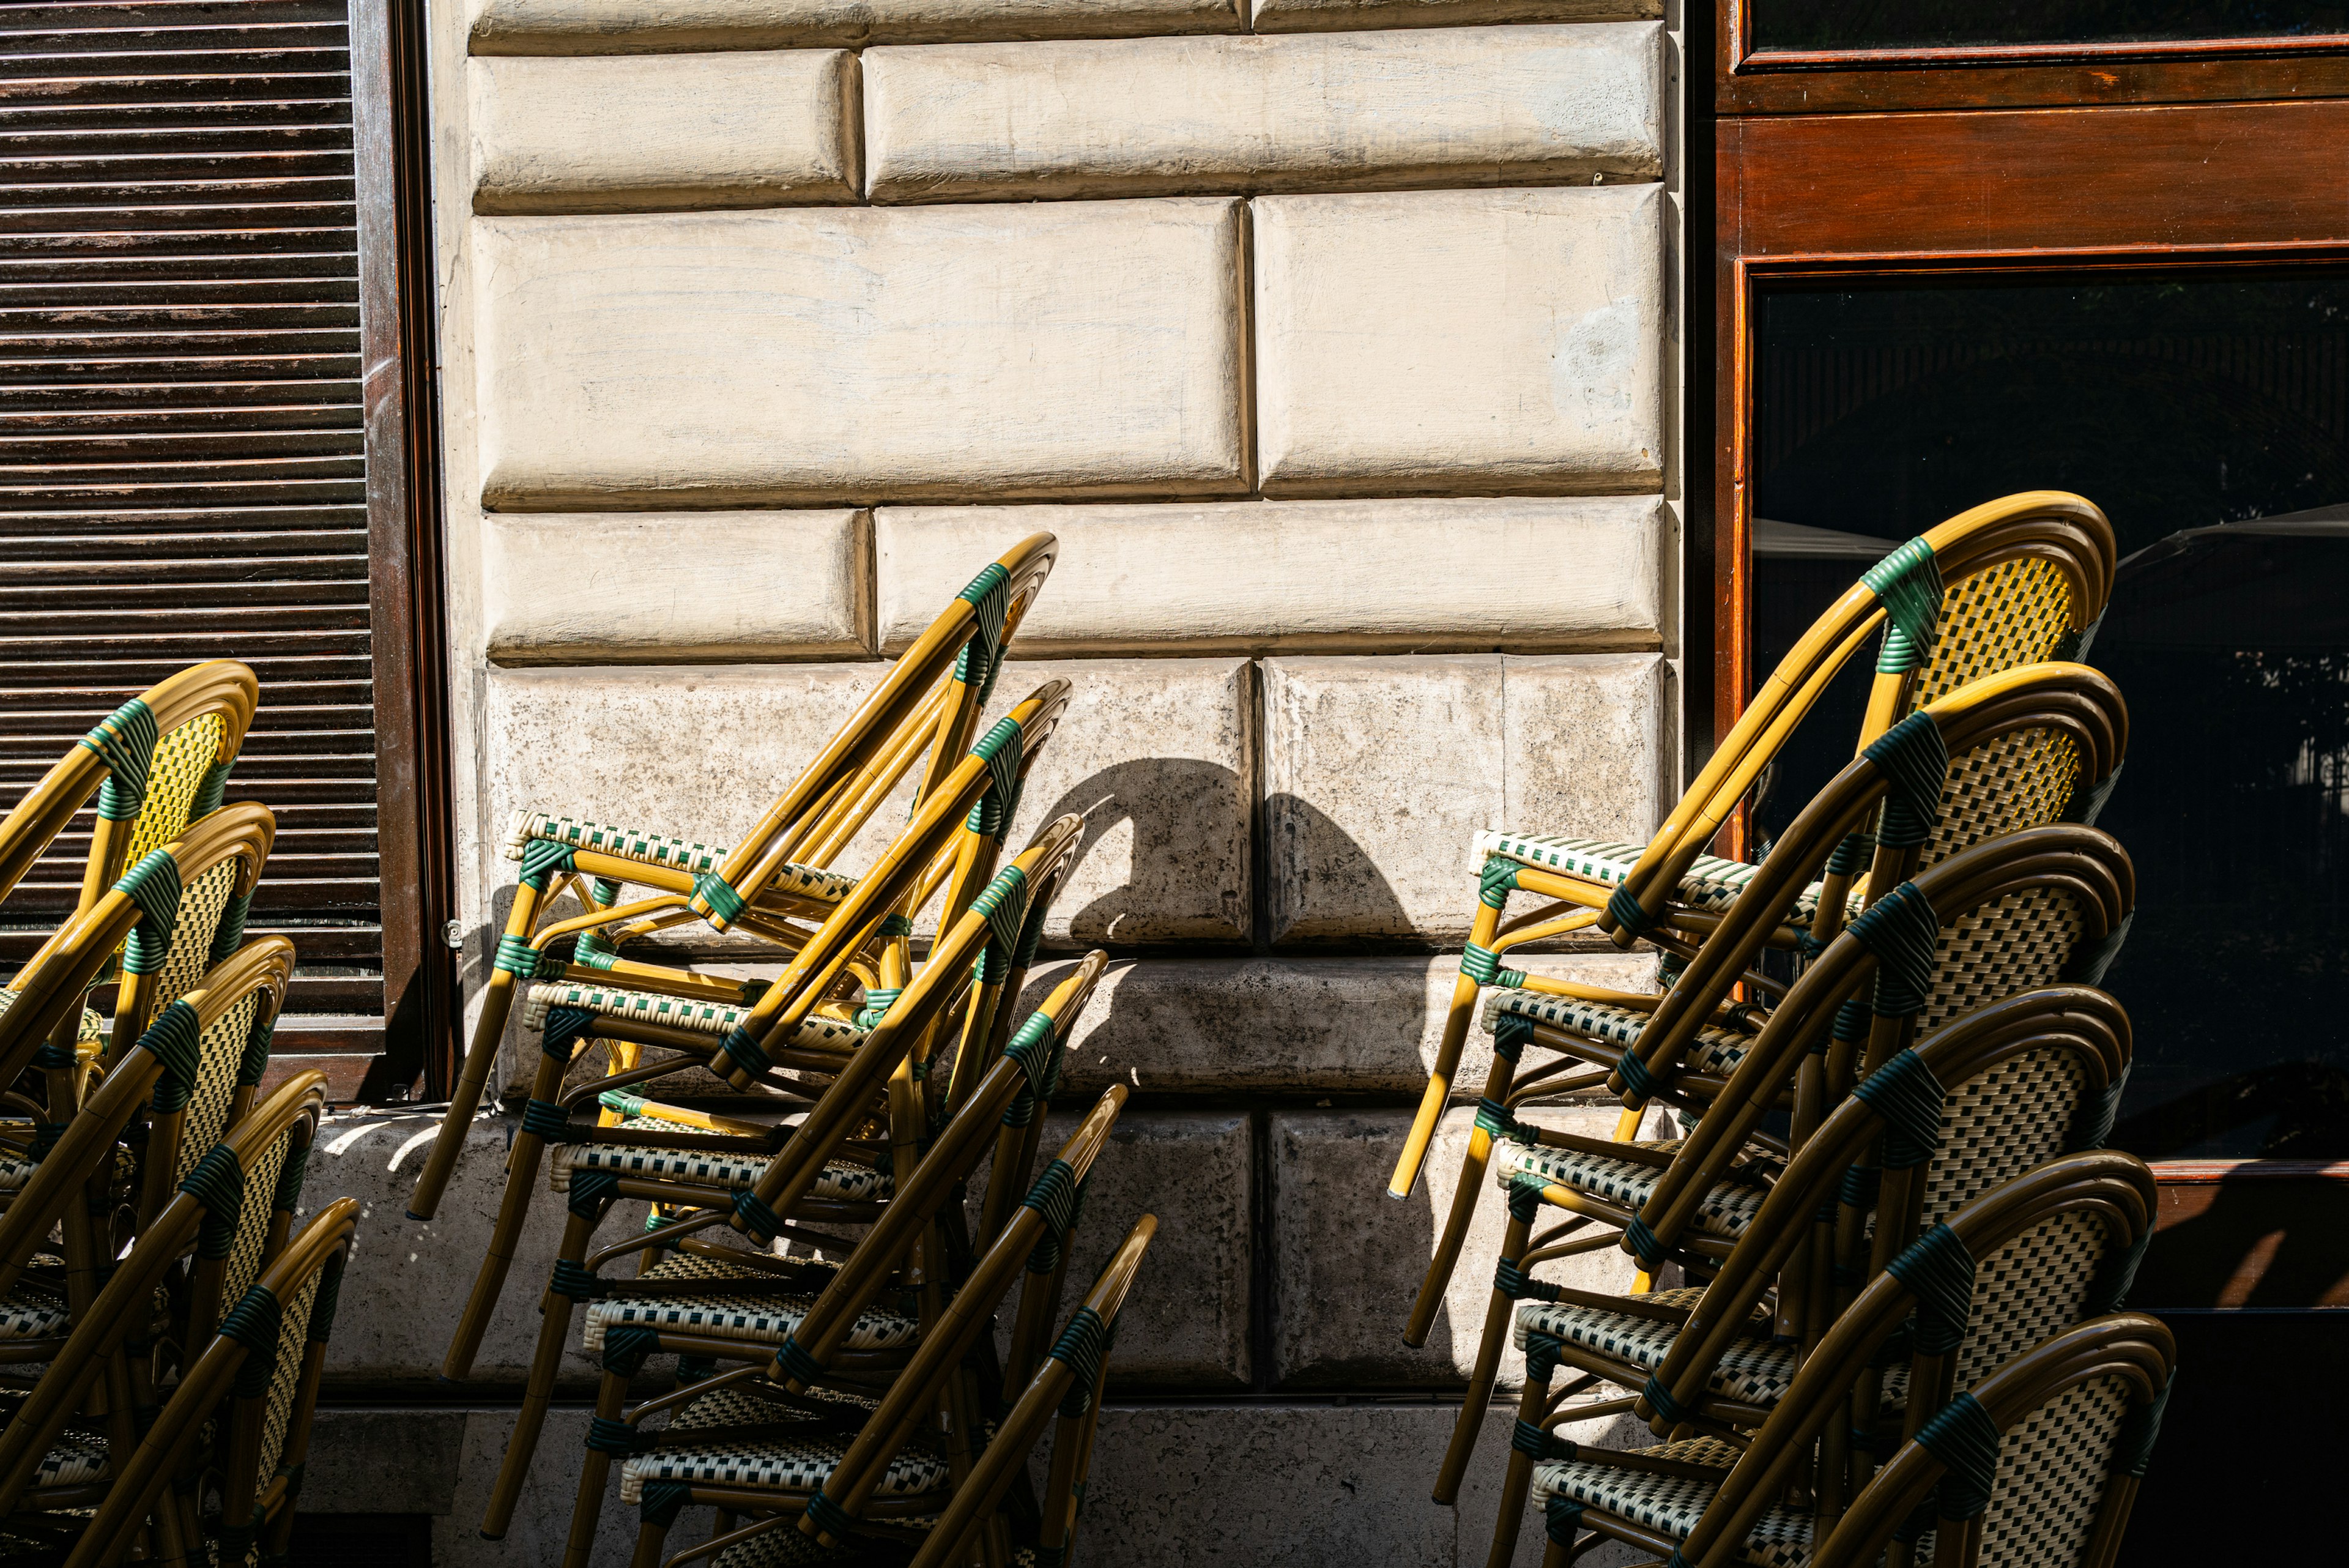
[1473,831,1858,929]
[504,812,859,906]
[581,1254,918,1359]
[550,1134,890,1206]
[1490,1140,1769,1243]
[619,1387,948,1505]
[25,1431,105,1492]
[1532,1436,1814,1568]
[1482,989,1756,1081]
[520,983,866,1055]
[0,1283,67,1342]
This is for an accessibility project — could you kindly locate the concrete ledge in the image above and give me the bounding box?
[1253,0,1658,30]
[468,51,860,214]
[877,497,1665,656]
[863,25,1662,204]
[468,0,1245,54]
[483,510,872,663]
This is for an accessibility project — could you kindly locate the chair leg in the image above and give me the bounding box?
[410,880,543,1222]
[563,1368,630,1568]
[1407,1006,1521,1350]
[1392,897,1504,1204]
[481,1209,597,1538]
[1433,1205,1532,1504]
[442,1043,570,1381]
[629,1520,671,1568]
[1483,1355,1554,1568]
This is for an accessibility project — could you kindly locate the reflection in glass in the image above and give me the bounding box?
[1756,0,2349,51]
[1751,274,2349,1157]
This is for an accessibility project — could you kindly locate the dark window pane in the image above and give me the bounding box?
[1751,273,2349,1157]
[1756,0,2349,51]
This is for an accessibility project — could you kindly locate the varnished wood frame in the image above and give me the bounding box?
[1719,0,2349,116]
[352,0,457,1099]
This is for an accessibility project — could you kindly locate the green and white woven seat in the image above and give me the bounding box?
[0,1281,70,1344]
[1491,1139,1770,1242]
[1532,1435,1817,1568]
[1513,1290,1861,1414]
[1472,831,1857,929]
[1480,989,1756,1082]
[26,1429,108,1491]
[522,982,866,1055]
[581,1252,919,1359]
[504,811,858,906]
[618,1385,946,1506]
[550,1127,890,1206]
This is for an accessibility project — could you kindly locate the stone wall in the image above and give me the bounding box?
[303,1,1686,1560]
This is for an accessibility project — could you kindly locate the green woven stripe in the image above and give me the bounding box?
[141,998,204,1114]
[2117,1380,2170,1481]
[219,1284,284,1398]
[179,1141,245,1261]
[82,697,159,822]
[516,837,576,892]
[189,759,232,822]
[116,848,183,975]
[1861,711,1948,850]
[237,1011,275,1088]
[692,872,746,927]
[207,889,253,966]
[970,864,1030,959]
[1883,1222,1975,1358]
[308,1250,347,1346]
[1047,1305,1111,1418]
[1479,857,1521,910]
[1000,1008,1059,1127]
[956,561,1014,705]
[1860,537,1942,675]
[2061,913,2133,988]
[494,935,555,979]
[1850,1047,1945,1170]
[1847,880,1938,1017]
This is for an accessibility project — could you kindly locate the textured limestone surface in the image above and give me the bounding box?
[863,24,1662,202]
[482,509,871,663]
[468,0,1247,53]
[1269,1105,1655,1386]
[1253,0,1658,30]
[474,199,1251,509]
[876,496,1666,655]
[467,51,860,212]
[1261,653,1669,943]
[1254,184,1666,497]
[1021,951,1654,1094]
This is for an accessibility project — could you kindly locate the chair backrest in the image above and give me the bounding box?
[903,1213,1159,1568]
[694,533,1058,930]
[1679,1151,2159,1568]
[1642,985,2132,1435]
[1812,1313,2175,1568]
[1588,664,2126,1111]
[0,1072,328,1517]
[1635,825,2136,1269]
[0,660,258,916]
[60,1197,358,1568]
[1609,492,2114,943]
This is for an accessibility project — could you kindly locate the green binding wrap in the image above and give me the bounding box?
[1850,1047,1945,1169]
[1479,857,1521,910]
[1860,536,1943,675]
[970,863,1030,959]
[967,716,1024,839]
[955,560,1014,707]
[691,871,746,928]
[2117,1379,2170,1480]
[1861,711,1948,851]
[1912,1392,2001,1518]
[516,837,576,893]
[1000,1009,1059,1129]
[1047,1305,1113,1418]
[1883,1222,1975,1357]
[82,697,159,823]
[855,987,902,1030]
[1459,943,1524,989]
[238,1012,276,1089]
[207,889,252,966]
[116,848,184,976]
[307,1251,346,1345]
[2061,912,2132,989]
[218,1284,284,1399]
[493,934,559,980]
[1846,880,1939,1017]
[178,1142,245,1261]
[140,999,204,1115]
[273,1140,309,1214]
[190,759,232,821]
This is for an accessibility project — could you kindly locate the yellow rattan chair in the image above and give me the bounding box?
[53,1195,355,1568]
[409,535,1060,1225]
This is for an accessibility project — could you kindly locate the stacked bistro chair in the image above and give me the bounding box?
[434,671,1077,1388]
[1395,491,2120,1342]
[477,811,1091,1544]
[1427,660,2131,1496]
[404,532,1063,1231]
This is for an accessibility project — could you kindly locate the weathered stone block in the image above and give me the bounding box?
[1269,1106,1657,1388]
[482,510,870,663]
[990,1109,1252,1389]
[1023,951,1653,1096]
[1253,185,1664,497]
[473,200,1250,510]
[863,25,1661,204]
[1261,654,1667,943]
[1252,0,1658,32]
[875,497,1665,655]
[467,51,859,214]
[467,0,1244,54]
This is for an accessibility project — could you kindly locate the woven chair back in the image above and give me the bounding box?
[61,1197,357,1568]
[0,1073,327,1519]
[1632,824,2134,1268]
[1611,492,2113,945]
[0,660,258,919]
[1676,1152,2158,1568]
[1811,1313,2175,1568]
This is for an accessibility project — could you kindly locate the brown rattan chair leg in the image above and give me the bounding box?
[481,1209,596,1536]
[442,1041,571,1380]
[1391,897,1503,1203]
[410,880,546,1221]
[629,1519,669,1568]
[1406,1013,1520,1350]
[562,1367,630,1568]
[1483,1369,1551,1568]
[1432,1203,1532,1503]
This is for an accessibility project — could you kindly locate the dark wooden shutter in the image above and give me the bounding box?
[0,0,389,1071]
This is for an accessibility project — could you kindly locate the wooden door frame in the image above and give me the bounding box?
[351,0,456,1099]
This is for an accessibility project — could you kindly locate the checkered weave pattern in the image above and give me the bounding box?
[581,1252,918,1358]
[1955,1209,2117,1393]
[119,713,228,871]
[223,1129,293,1308]
[522,983,864,1055]
[1972,1375,2132,1568]
[504,811,858,905]
[1513,1288,1808,1410]
[1491,1139,1768,1242]
[1531,1436,1815,1568]
[1917,886,2090,1036]
[145,855,240,1024]
[0,1280,70,1343]
[1909,555,2079,711]
[1480,989,1756,1080]
[1471,833,1854,929]
[1917,1046,2090,1228]
[550,1132,889,1205]
[176,989,261,1184]
[255,1266,324,1487]
[1924,725,2083,868]
[27,1429,108,1491]
[618,1386,947,1504]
